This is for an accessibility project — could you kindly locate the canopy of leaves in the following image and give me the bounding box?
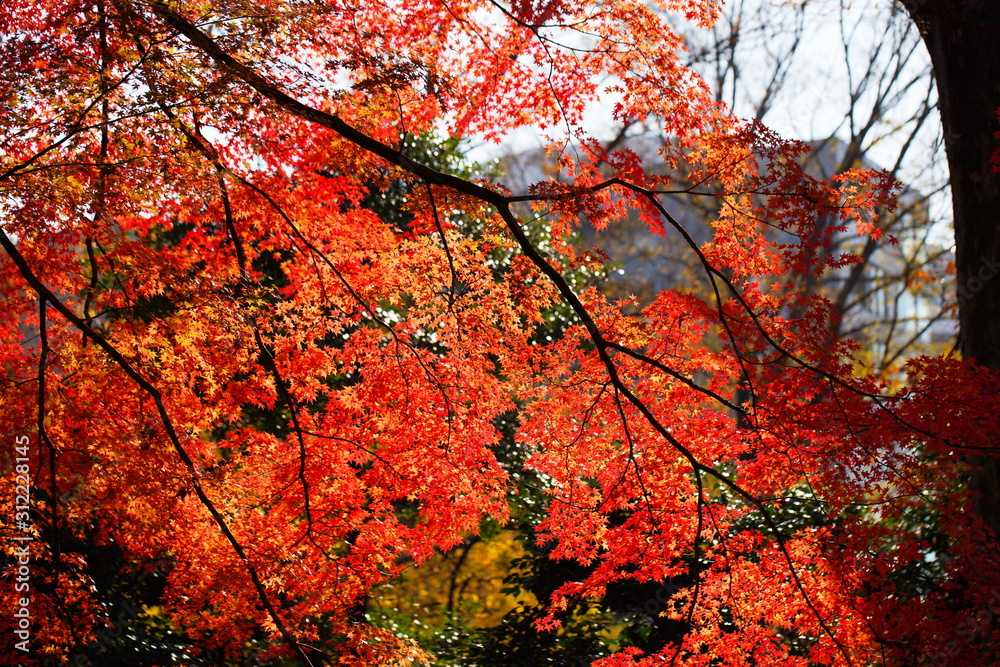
[1,1,999,666]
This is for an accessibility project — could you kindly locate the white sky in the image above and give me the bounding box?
[467,0,951,243]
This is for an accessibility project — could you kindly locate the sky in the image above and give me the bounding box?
[468,0,951,244]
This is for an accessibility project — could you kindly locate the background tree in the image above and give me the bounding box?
[562,0,952,377]
[898,0,1000,543]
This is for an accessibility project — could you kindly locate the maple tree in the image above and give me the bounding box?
[3,0,1000,666]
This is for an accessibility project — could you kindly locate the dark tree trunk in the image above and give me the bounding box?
[900,0,1000,538]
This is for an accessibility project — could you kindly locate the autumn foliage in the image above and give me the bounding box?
[2,0,999,665]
